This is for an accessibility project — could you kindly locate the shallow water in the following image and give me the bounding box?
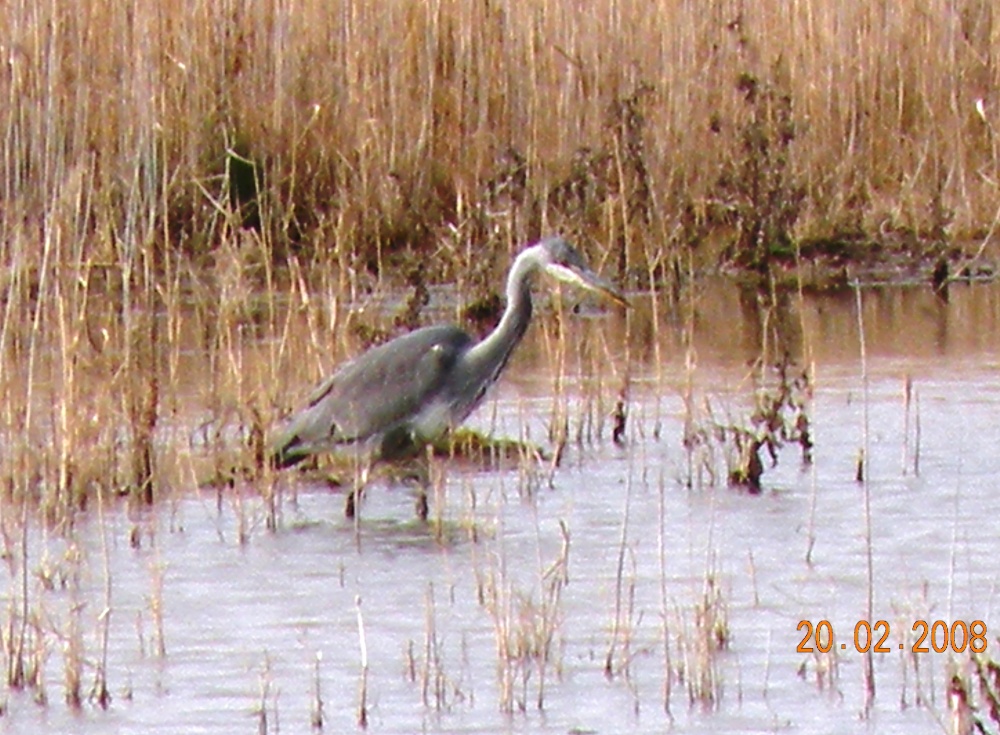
[2,281,1000,734]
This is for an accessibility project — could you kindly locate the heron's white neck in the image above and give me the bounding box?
[463,248,539,380]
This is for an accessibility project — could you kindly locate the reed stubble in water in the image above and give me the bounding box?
[853,282,876,714]
[475,495,569,713]
[3,0,999,523]
[355,595,369,728]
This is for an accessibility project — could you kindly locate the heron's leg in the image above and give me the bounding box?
[403,456,431,521]
[345,464,370,520]
[416,446,444,522]
[415,489,429,521]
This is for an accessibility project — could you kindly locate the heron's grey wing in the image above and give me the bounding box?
[271,326,472,466]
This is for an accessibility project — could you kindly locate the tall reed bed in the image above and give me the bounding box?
[4,0,997,271]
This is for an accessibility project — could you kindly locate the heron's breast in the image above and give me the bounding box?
[409,399,455,443]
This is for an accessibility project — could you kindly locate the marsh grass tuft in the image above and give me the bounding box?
[969,651,1000,732]
[477,518,569,712]
[671,571,730,709]
[411,582,470,712]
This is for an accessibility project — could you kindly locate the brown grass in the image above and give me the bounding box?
[4,0,998,269]
[1,0,998,516]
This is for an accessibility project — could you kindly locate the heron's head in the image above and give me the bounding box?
[534,237,629,307]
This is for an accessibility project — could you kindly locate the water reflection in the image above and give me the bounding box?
[619,279,1000,371]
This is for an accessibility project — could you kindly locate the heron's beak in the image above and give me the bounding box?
[545,263,630,308]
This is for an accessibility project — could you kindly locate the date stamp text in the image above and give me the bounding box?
[797,619,987,654]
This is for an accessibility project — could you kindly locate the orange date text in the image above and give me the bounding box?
[797,619,987,654]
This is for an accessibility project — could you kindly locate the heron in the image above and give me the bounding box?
[270,236,628,520]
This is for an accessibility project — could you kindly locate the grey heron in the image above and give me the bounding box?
[270,236,627,520]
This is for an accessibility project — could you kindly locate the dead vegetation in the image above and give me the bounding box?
[4,0,998,278]
[2,0,996,516]
[683,327,813,494]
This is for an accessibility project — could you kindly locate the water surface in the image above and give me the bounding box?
[2,280,999,734]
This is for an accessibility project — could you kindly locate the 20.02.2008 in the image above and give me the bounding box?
[797,619,988,654]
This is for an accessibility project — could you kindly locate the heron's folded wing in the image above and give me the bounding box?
[282,326,473,449]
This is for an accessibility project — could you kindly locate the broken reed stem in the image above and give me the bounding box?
[657,469,673,717]
[805,447,819,566]
[430,452,446,539]
[256,655,272,735]
[355,595,369,729]
[947,443,964,626]
[92,483,112,709]
[536,518,571,711]
[605,449,633,678]
[65,573,84,708]
[311,651,324,730]
[681,275,698,489]
[8,502,29,689]
[149,555,167,658]
[901,374,912,476]
[853,281,876,713]
[421,583,435,708]
[793,238,820,565]
[548,292,570,458]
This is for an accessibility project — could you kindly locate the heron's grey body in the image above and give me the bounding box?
[270,236,626,518]
[272,326,473,467]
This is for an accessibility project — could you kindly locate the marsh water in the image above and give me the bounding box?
[3,279,1000,734]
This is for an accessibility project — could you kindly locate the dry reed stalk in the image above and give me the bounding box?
[853,281,876,714]
[543,295,571,460]
[656,469,673,717]
[532,517,570,711]
[901,374,913,476]
[421,583,436,708]
[7,503,30,691]
[805,450,819,565]
[355,595,369,728]
[681,278,700,490]
[256,654,274,735]
[148,557,167,659]
[90,483,112,709]
[605,454,634,679]
[63,592,84,709]
[310,651,324,730]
